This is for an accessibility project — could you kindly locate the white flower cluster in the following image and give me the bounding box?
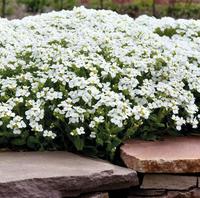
[0,7,200,144]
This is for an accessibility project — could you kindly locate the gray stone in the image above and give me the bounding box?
[0,152,138,198]
[167,188,200,198]
[129,189,166,197]
[121,136,200,173]
[166,191,189,198]
[129,188,200,198]
[128,195,166,198]
[79,192,109,198]
[141,174,197,190]
[191,188,200,198]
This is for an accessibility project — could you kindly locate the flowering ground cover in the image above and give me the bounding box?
[0,7,200,159]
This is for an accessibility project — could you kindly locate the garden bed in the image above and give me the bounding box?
[0,7,200,160]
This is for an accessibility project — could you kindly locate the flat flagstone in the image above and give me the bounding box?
[141,174,197,190]
[121,136,200,173]
[128,189,167,197]
[0,152,138,198]
[167,188,200,198]
[79,192,109,198]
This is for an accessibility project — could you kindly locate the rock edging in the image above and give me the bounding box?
[0,152,139,198]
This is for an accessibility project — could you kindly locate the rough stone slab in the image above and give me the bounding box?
[128,195,165,198]
[128,188,200,198]
[141,174,197,190]
[121,136,200,173]
[128,189,166,197]
[79,192,109,198]
[0,152,138,198]
[167,188,200,198]
[167,191,191,198]
[190,188,200,198]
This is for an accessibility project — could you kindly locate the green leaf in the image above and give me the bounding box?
[123,127,137,139]
[111,137,121,147]
[27,136,40,149]
[73,137,84,151]
[142,132,158,141]
[11,138,26,146]
[155,123,165,128]
[96,137,104,146]
[111,127,124,134]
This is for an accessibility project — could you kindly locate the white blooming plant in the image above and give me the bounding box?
[1,7,200,159]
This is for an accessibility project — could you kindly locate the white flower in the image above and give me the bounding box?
[172,115,186,131]
[90,131,96,138]
[7,116,26,130]
[0,7,200,144]
[70,127,85,136]
[132,106,150,120]
[43,130,56,139]
[13,129,21,135]
[94,116,104,123]
[76,127,85,135]
[89,121,96,128]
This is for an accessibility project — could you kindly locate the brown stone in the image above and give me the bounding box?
[128,189,166,196]
[162,188,200,198]
[141,174,197,190]
[0,152,138,198]
[167,191,192,198]
[79,192,109,198]
[128,195,166,198]
[121,136,200,173]
[191,188,200,198]
[167,188,200,198]
[129,188,200,198]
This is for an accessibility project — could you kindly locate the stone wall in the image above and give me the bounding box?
[128,174,200,198]
[0,136,199,198]
[0,152,138,198]
[120,136,200,198]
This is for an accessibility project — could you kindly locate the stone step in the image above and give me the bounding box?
[0,152,138,198]
[128,189,167,197]
[128,175,200,198]
[120,136,200,173]
[128,188,200,198]
[141,174,197,190]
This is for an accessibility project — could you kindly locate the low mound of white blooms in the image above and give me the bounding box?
[1,7,200,157]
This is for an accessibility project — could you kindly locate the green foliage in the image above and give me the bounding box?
[1,0,200,19]
[17,0,48,12]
